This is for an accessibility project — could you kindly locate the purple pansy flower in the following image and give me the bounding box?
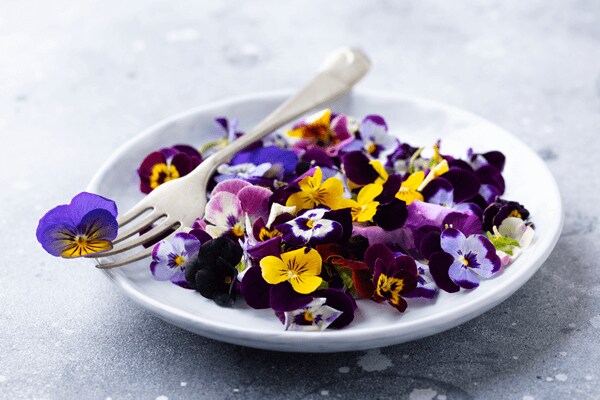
[137,145,202,194]
[482,198,531,232]
[276,208,343,246]
[429,228,501,290]
[150,232,201,288]
[36,192,118,258]
[364,244,418,312]
[343,115,399,162]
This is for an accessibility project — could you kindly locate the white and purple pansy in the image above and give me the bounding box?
[429,227,501,290]
[215,162,274,184]
[150,232,201,288]
[276,208,343,246]
[283,297,343,331]
[204,179,272,239]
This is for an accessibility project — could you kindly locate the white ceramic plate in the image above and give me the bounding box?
[87,91,562,352]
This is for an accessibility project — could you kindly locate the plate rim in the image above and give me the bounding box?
[87,89,563,352]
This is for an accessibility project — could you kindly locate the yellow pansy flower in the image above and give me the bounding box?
[260,247,323,294]
[396,171,425,205]
[286,167,344,211]
[418,159,449,191]
[344,183,383,222]
[286,109,332,142]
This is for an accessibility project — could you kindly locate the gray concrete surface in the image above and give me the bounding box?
[1,1,599,399]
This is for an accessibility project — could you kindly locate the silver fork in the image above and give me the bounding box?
[87,47,371,269]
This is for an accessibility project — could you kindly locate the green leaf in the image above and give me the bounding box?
[316,280,330,291]
[487,232,520,256]
[336,266,358,296]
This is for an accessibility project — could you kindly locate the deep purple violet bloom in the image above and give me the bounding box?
[364,244,417,312]
[185,237,243,306]
[429,228,501,290]
[482,198,531,232]
[150,232,201,288]
[137,145,202,194]
[36,192,118,258]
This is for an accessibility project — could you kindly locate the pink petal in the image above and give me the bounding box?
[238,186,272,221]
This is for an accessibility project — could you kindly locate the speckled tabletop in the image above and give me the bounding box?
[2,1,599,399]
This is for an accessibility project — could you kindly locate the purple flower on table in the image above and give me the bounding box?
[137,145,202,194]
[36,192,118,258]
[150,232,201,288]
[482,197,531,232]
[283,298,343,331]
[429,228,501,290]
[364,244,418,312]
[276,208,344,246]
[204,179,272,239]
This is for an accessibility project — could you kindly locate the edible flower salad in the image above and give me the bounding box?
[36,109,534,331]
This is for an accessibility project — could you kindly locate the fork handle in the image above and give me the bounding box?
[192,47,371,177]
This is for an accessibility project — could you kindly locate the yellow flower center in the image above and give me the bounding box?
[224,276,232,285]
[231,222,245,237]
[303,311,315,322]
[150,163,180,189]
[376,274,404,304]
[59,234,112,258]
[306,219,314,229]
[366,142,377,154]
[174,255,186,267]
[509,210,523,219]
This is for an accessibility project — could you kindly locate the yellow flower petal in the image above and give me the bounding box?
[402,171,425,191]
[418,159,449,191]
[353,201,379,222]
[396,190,423,205]
[281,247,322,276]
[290,275,323,294]
[369,160,389,184]
[357,183,383,205]
[260,256,289,285]
[319,177,345,209]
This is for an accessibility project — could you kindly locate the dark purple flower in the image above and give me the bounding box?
[36,192,118,258]
[137,145,202,194]
[185,237,243,306]
[429,228,501,290]
[482,198,531,232]
[364,244,417,312]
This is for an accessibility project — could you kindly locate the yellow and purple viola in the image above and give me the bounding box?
[36,192,118,258]
[137,144,202,194]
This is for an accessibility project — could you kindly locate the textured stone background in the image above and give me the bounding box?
[2,1,599,399]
